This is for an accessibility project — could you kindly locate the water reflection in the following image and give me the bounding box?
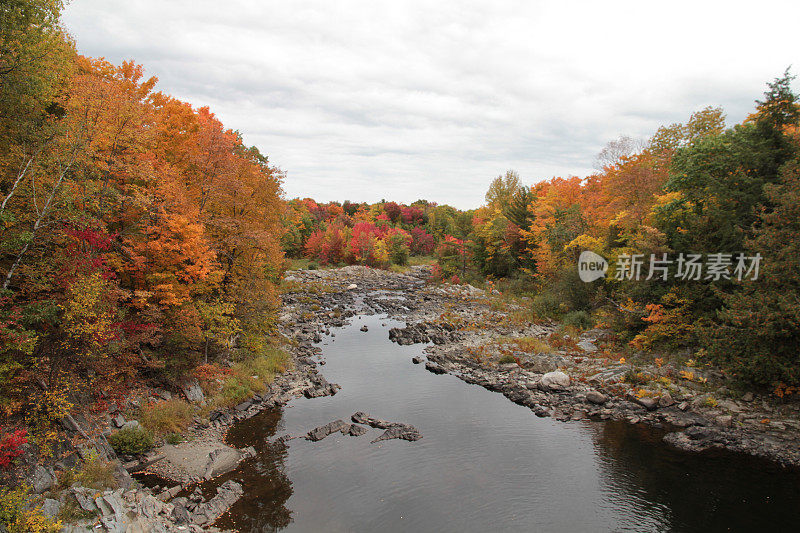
[214,408,294,532]
[589,421,800,532]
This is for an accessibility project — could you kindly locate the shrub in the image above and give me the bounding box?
[561,310,593,330]
[107,426,154,456]
[498,354,517,364]
[385,230,411,265]
[0,487,61,533]
[624,370,653,385]
[0,429,27,470]
[531,291,562,318]
[165,433,183,445]
[139,400,193,436]
[193,363,233,396]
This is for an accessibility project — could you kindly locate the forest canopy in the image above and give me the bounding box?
[0,0,286,417]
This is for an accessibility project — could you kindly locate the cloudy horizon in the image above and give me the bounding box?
[62,1,800,209]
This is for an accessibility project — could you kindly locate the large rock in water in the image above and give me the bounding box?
[305,419,348,441]
[371,425,422,443]
[350,412,422,443]
[539,371,570,391]
[204,447,245,479]
[341,423,369,436]
[189,480,244,526]
[425,361,446,374]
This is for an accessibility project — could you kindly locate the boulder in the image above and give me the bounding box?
[341,424,368,436]
[305,419,348,442]
[577,340,598,353]
[122,420,140,431]
[30,465,55,494]
[189,480,244,525]
[637,397,658,411]
[716,415,733,428]
[171,497,191,524]
[585,390,608,405]
[40,498,61,519]
[155,389,172,401]
[347,283,358,290]
[411,356,423,364]
[204,447,245,479]
[157,485,182,501]
[234,400,252,412]
[72,487,99,512]
[181,378,206,404]
[112,414,126,428]
[351,412,392,429]
[425,361,446,375]
[539,371,570,391]
[659,392,676,408]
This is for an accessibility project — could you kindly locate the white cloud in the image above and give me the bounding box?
[63,0,800,208]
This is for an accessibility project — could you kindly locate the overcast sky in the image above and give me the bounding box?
[62,1,800,209]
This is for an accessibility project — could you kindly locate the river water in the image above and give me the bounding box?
[207,313,800,532]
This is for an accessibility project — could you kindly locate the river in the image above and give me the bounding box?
[202,312,800,532]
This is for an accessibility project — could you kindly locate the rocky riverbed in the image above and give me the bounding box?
[279,265,800,468]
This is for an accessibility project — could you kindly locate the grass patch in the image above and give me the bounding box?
[279,279,337,295]
[285,257,321,270]
[495,336,552,353]
[235,346,291,380]
[211,375,258,409]
[498,354,517,364]
[57,499,95,524]
[73,452,118,490]
[408,255,436,266]
[139,399,193,437]
[207,346,292,410]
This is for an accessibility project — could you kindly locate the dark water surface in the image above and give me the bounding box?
[209,313,800,532]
